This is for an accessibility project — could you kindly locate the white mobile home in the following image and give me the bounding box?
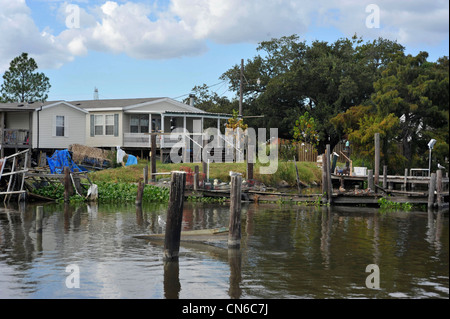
[1,97,231,160]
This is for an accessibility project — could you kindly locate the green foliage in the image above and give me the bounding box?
[187,194,227,203]
[378,197,413,211]
[1,52,51,102]
[226,109,248,130]
[371,52,449,168]
[293,111,319,147]
[96,181,169,203]
[32,181,169,203]
[218,34,406,153]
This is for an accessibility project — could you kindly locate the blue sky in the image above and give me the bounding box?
[1,0,448,102]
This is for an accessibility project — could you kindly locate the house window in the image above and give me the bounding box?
[90,114,119,137]
[56,116,65,137]
[105,115,115,135]
[94,115,104,135]
[130,115,149,133]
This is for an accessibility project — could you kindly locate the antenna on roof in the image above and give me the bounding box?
[94,87,99,100]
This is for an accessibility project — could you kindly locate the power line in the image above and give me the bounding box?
[171,80,227,100]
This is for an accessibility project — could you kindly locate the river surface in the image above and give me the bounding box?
[0,201,448,299]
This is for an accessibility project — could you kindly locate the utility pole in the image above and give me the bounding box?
[239,58,243,117]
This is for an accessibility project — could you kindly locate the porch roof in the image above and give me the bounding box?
[162,111,232,119]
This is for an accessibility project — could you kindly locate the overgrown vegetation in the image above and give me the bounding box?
[89,159,322,187]
[378,197,413,211]
[32,181,169,204]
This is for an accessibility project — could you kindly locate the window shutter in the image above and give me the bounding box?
[90,115,95,137]
[114,114,119,137]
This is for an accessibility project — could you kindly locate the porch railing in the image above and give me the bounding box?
[1,129,30,148]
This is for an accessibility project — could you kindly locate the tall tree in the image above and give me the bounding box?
[372,51,448,168]
[0,52,51,103]
[219,35,404,153]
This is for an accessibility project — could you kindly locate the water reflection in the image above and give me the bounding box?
[164,261,180,299]
[0,201,448,299]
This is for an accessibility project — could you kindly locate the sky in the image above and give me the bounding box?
[0,0,448,103]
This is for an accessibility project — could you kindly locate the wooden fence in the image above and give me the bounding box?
[278,139,349,163]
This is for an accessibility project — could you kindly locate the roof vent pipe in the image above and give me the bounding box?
[189,94,195,107]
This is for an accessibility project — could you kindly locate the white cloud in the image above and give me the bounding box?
[169,0,311,43]
[0,0,448,73]
[319,0,449,46]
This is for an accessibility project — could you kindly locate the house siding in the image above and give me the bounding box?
[85,111,123,148]
[35,104,86,149]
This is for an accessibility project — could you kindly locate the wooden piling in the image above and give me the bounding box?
[246,135,254,181]
[403,168,408,191]
[228,173,242,249]
[428,172,436,209]
[151,134,157,182]
[36,206,43,233]
[194,166,199,191]
[383,165,387,189]
[436,169,443,209]
[202,139,208,185]
[143,165,148,184]
[321,151,328,204]
[368,169,374,190]
[326,144,332,204]
[135,180,144,206]
[374,133,380,189]
[164,171,186,261]
[294,156,301,194]
[64,166,73,202]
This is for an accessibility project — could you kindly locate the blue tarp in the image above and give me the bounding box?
[47,149,87,174]
[125,154,138,166]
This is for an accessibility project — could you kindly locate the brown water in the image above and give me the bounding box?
[0,201,448,299]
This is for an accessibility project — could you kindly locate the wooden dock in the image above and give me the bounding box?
[183,167,448,208]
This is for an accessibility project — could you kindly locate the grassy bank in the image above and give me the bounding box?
[89,159,322,187]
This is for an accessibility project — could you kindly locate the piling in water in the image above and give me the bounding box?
[135,180,144,206]
[164,171,186,261]
[36,206,43,233]
[436,170,443,209]
[228,173,242,249]
[428,172,436,209]
[151,134,157,182]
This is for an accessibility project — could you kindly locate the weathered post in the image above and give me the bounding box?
[164,171,186,261]
[326,144,332,204]
[383,165,388,190]
[403,168,408,191]
[36,206,43,233]
[143,165,149,184]
[428,172,436,209]
[294,156,301,194]
[246,135,254,181]
[135,180,144,206]
[321,152,328,204]
[436,169,443,209]
[194,165,199,191]
[202,139,208,186]
[228,173,242,249]
[163,259,181,299]
[374,133,380,190]
[367,169,374,191]
[64,166,73,202]
[151,134,157,182]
